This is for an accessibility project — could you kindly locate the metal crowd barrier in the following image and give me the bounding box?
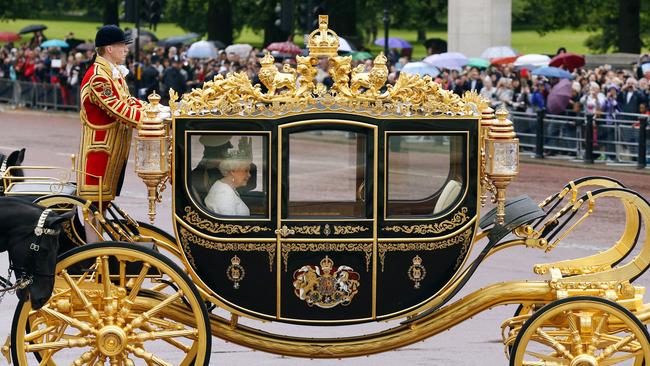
[0,79,80,111]
[510,109,650,169]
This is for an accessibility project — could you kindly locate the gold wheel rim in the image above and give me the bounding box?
[512,300,650,366]
[13,245,209,365]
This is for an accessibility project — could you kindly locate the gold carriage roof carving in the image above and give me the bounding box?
[169,15,488,118]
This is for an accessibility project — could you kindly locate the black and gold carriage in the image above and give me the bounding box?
[4,16,650,366]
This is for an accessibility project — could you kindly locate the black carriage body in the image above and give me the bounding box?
[173,113,480,324]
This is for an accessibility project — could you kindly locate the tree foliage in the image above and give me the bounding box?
[515,0,647,53]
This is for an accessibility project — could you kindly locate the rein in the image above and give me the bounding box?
[0,209,60,303]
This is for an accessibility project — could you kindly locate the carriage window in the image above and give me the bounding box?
[189,134,268,218]
[387,134,464,217]
[287,130,367,218]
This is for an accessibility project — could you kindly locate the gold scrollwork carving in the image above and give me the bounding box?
[169,17,482,118]
[179,227,275,271]
[333,225,369,235]
[281,243,373,272]
[183,206,272,235]
[378,229,473,271]
[61,221,84,247]
[290,225,321,235]
[382,207,469,235]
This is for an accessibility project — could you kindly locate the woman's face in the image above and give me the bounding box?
[229,166,251,188]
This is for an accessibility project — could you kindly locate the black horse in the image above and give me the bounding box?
[0,197,74,309]
[0,148,26,195]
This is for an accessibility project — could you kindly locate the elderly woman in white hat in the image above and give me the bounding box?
[204,152,252,216]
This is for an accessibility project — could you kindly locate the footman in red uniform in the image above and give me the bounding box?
[77,25,146,204]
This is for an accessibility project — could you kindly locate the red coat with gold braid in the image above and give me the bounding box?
[77,56,145,202]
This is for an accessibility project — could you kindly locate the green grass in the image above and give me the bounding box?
[0,18,600,59]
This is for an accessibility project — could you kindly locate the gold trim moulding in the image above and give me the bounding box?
[281,242,373,273]
[382,207,470,234]
[182,206,272,235]
[179,227,276,272]
[378,228,473,271]
[287,224,371,236]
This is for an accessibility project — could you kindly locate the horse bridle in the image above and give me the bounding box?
[8,209,60,289]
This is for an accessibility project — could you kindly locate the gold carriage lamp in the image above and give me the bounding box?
[134,92,169,223]
[485,107,519,225]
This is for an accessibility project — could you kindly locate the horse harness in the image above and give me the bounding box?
[0,209,60,302]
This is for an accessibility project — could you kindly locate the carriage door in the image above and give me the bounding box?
[276,119,377,323]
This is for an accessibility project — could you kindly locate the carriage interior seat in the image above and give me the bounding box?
[433,179,462,214]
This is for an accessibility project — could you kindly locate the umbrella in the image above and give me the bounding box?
[374,37,412,49]
[423,52,468,71]
[125,29,159,42]
[513,54,551,69]
[480,46,517,59]
[19,24,47,34]
[401,62,440,77]
[64,38,85,49]
[225,43,253,59]
[531,66,573,79]
[549,52,585,72]
[467,57,490,69]
[187,40,218,59]
[157,33,199,47]
[75,42,95,51]
[266,41,302,55]
[546,78,573,115]
[491,56,518,65]
[210,40,226,49]
[338,37,356,52]
[0,32,21,43]
[351,51,373,61]
[40,39,69,48]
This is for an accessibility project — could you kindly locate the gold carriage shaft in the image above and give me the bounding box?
[4,15,650,366]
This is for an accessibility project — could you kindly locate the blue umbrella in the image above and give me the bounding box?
[374,37,412,49]
[531,66,573,79]
[40,39,68,48]
[187,40,217,59]
[401,62,439,77]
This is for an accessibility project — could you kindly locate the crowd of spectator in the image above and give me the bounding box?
[2,33,650,122]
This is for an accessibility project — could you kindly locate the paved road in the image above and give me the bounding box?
[1,109,650,365]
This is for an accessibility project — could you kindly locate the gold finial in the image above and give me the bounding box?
[489,107,516,140]
[148,91,161,106]
[307,15,340,57]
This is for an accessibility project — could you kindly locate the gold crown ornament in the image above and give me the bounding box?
[307,15,340,57]
[259,52,276,66]
[320,256,334,274]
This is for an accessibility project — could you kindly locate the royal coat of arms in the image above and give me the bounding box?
[292,256,360,308]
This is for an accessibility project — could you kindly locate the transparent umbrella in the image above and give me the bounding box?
[187,40,218,59]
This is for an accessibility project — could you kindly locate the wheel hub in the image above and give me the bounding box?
[570,354,598,366]
[97,325,127,357]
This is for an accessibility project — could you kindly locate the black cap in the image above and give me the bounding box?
[95,25,132,47]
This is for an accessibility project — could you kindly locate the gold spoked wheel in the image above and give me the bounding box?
[11,242,211,366]
[509,296,650,366]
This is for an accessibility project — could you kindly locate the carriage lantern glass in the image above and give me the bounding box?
[485,107,519,225]
[134,92,169,223]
